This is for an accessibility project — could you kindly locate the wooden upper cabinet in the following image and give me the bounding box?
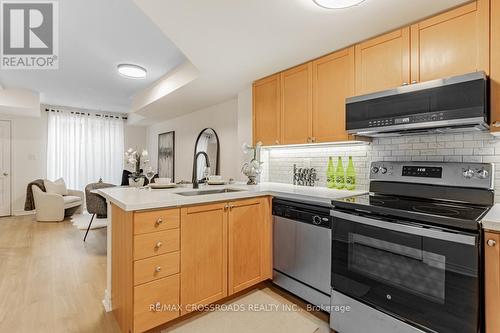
[410,0,490,83]
[281,63,313,145]
[355,28,410,95]
[491,0,500,132]
[485,231,500,333]
[253,74,281,145]
[312,47,355,143]
[227,197,272,295]
[180,203,227,314]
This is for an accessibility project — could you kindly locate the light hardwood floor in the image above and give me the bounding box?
[0,215,330,333]
[0,215,121,333]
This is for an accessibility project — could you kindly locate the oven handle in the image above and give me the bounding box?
[331,210,477,246]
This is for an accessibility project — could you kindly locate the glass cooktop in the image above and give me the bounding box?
[332,193,491,231]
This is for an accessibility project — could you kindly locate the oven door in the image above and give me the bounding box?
[331,210,480,333]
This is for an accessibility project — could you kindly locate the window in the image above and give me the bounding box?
[47,110,124,190]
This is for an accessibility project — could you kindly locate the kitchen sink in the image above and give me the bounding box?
[176,188,246,196]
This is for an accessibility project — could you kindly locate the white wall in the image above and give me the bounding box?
[124,124,148,151]
[147,98,240,182]
[236,87,253,181]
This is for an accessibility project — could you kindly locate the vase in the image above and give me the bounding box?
[128,175,145,187]
[246,175,257,185]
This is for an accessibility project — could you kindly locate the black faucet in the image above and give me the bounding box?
[192,151,211,189]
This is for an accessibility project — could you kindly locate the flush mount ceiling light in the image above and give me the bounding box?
[117,64,147,79]
[313,0,366,9]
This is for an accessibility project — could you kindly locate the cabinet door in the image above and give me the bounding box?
[355,28,410,95]
[281,63,313,145]
[253,74,281,145]
[312,47,355,143]
[180,203,227,314]
[491,0,500,132]
[485,232,500,333]
[410,0,489,83]
[228,197,272,295]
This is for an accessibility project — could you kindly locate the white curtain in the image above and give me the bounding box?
[47,111,125,190]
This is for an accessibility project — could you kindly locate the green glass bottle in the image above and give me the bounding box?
[327,157,335,188]
[335,157,345,189]
[346,156,356,190]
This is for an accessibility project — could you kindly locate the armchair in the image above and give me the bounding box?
[32,185,84,222]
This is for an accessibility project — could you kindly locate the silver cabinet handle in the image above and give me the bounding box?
[155,241,162,248]
[155,266,162,273]
[493,121,500,128]
[411,80,418,84]
[155,217,163,226]
[487,239,497,247]
[402,82,409,86]
[2,172,8,176]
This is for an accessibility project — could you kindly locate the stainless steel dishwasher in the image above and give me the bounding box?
[272,198,332,311]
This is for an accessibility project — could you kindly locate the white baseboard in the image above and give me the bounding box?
[102,289,112,312]
[13,210,35,216]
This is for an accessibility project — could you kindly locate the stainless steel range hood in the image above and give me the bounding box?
[345,72,489,137]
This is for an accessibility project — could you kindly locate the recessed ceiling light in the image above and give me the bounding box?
[117,64,147,79]
[313,0,365,9]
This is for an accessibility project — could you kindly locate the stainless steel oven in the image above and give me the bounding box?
[330,161,493,333]
[331,210,480,333]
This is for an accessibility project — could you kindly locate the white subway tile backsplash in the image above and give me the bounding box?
[261,131,500,202]
[474,148,495,155]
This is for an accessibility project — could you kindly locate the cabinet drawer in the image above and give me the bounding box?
[134,229,179,260]
[134,208,180,235]
[134,252,180,286]
[134,275,180,333]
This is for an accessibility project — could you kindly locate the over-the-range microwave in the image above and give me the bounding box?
[345,71,489,137]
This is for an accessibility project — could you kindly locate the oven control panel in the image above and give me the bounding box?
[369,161,494,189]
[402,166,442,178]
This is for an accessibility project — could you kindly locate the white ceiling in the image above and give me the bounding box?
[0,0,186,113]
[133,0,470,121]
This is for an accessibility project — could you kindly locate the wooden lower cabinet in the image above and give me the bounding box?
[485,231,500,333]
[228,197,273,294]
[180,203,228,314]
[133,275,180,333]
[111,197,272,333]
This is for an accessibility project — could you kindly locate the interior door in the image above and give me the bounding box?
[0,121,11,216]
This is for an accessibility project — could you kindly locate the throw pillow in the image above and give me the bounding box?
[44,178,68,196]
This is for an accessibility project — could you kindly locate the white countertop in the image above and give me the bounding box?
[96,182,367,211]
[482,204,500,232]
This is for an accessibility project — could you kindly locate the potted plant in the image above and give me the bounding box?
[124,148,149,187]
